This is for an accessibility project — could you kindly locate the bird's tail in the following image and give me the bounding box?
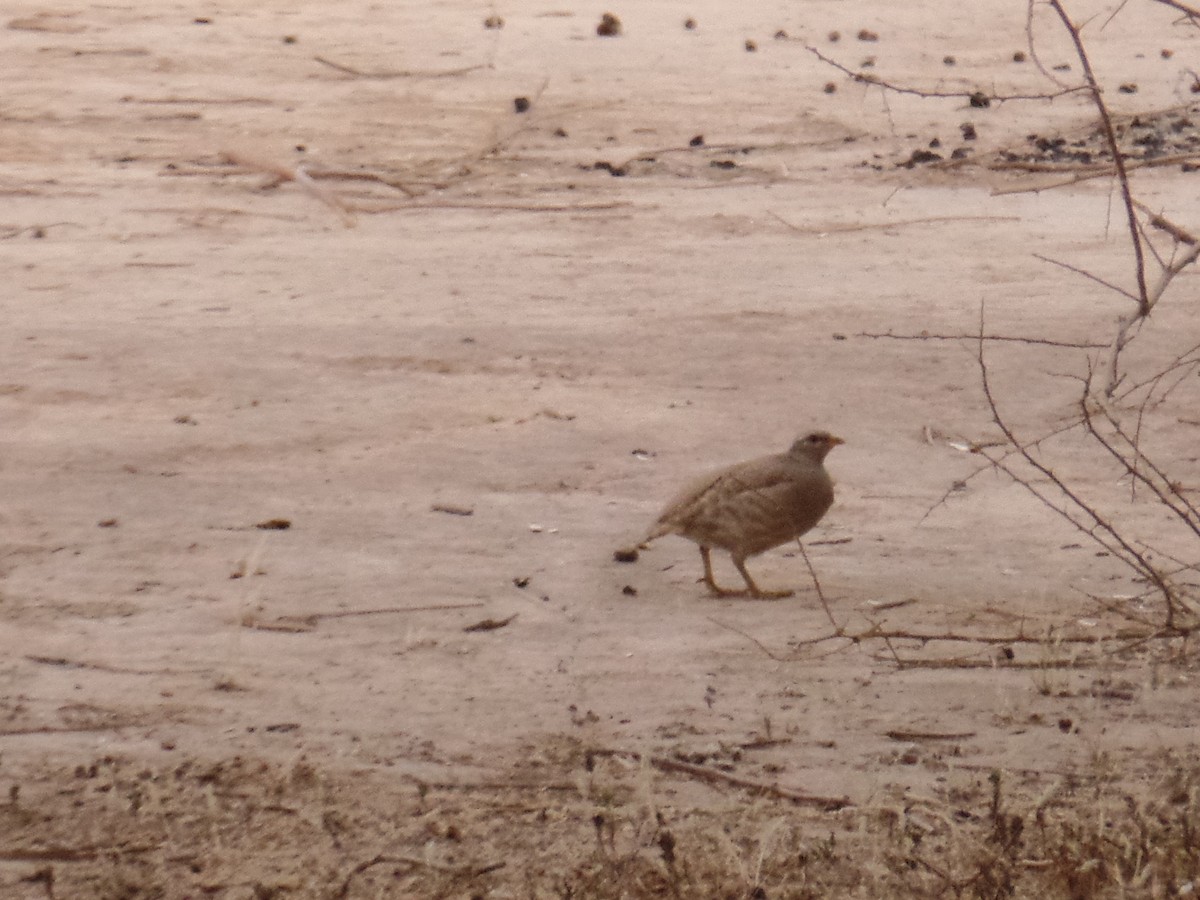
[613,523,670,563]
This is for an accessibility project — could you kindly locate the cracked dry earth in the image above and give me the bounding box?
[1,0,1199,896]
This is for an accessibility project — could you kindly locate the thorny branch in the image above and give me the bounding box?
[801,44,1085,104]
[1043,0,1149,317]
[975,307,1187,630]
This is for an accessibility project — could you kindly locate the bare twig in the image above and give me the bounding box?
[244,603,486,632]
[463,614,518,633]
[589,748,851,810]
[858,329,1105,350]
[1150,0,1200,19]
[334,854,503,899]
[796,540,842,635]
[802,44,1084,103]
[1032,253,1139,303]
[885,730,977,742]
[219,150,356,227]
[976,305,1184,629]
[313,56,488,79]
[1133,201,1198,246]
[990,152,1200,191]
[770,211,1021,234]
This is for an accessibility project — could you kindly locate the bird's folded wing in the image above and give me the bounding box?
[657,459,803,526]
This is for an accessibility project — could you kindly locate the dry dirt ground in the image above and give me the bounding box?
[2,1,1200,897]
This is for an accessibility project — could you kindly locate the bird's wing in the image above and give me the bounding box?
[649,455,806,534]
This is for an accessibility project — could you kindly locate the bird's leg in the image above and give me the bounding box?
[732,554,794,600]
[699,546,747,597]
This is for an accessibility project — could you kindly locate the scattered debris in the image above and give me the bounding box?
[243,603,486,634]
[884,729,976,742]
[596,13,622,37]
[899,149,942,167]
[590,161,627,176]
[613,547,639,563]
[255,518,292,530]
[430,504,474,517]
[513,96,530,113]
[463,614,518,633]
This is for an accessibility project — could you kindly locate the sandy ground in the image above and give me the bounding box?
[2,0,1199,895]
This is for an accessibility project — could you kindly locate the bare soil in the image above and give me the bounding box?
[2,1,1199,897]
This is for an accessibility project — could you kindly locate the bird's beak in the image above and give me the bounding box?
[829,435,845,446]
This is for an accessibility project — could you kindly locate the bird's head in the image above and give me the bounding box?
[790,431,844,462]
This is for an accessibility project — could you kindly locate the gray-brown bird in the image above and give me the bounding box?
[637,431,843,599]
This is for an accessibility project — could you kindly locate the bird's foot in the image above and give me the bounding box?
[748,588,795,600]
[701,578,749,599]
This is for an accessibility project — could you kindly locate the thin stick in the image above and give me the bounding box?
[707,617,790,661]
[796,540,842,635]
[219,150,355,227]
[313,56,488,79]
[770,211,1021,234]
[244,603,487,632]
[858,330,1105,350]
[1032,253,1139,303]
[802,44,1083,103]
[589,748,851,810]
[1045,0,1147,313]
[976,304,1182,628]
[1150,0,1200,18]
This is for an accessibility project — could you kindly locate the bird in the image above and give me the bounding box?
[632,431,843,599]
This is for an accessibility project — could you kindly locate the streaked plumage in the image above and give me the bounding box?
[642,431,842,598]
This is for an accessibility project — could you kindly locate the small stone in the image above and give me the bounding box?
[597,13,622,36]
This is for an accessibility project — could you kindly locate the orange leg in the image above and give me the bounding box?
[699,546,749,597]
[732,553,794,600]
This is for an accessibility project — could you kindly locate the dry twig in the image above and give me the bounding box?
[218,150,356,227]
[589,748,851,810]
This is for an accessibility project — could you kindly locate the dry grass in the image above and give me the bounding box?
[1,739,1197,899]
